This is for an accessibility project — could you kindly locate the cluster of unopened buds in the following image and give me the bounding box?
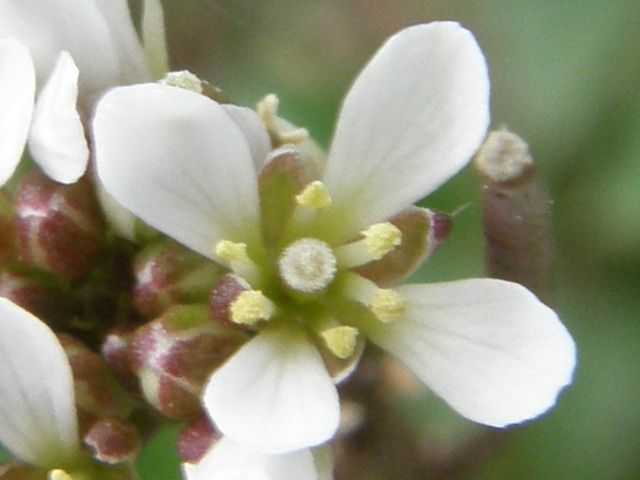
[0,1,576,479]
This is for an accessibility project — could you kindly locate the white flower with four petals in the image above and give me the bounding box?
[93,22,576,472]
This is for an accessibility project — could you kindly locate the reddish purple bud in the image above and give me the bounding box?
[101,326,140,395]
[130,305,246,420]
[0,271,74,326]
[133,240,224,318]
[83,418,142,465]
[60,334,135,421]
[14,172,104,278]
[178,415,220,463]
[209,273,253,330]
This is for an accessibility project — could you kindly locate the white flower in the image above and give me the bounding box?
[94,22,576,455]
[0,297,82,473]
[0,0,165,187]
[183,437,332,480]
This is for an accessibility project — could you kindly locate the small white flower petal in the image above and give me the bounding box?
[323,22,490,233]
[28,51,89,184]
[94,83,261,259]
[362,279,576,428]
[93,0,150,84]
[0,298,79,467]
[223,104,272,171]
[183,437,321,480]
[0,38,34,186]
[0,0,121,103]
[204,325,340,454]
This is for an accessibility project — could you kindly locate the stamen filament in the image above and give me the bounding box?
[215,240,261,285]
[257,94,308,145]
[342,273,406,323]
[291,181,333,229]
[335,222,402,269]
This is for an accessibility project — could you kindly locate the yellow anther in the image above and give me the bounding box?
[362,222,402,260]
[296,181,332,209]
[335,222,402,269]
[230,290,275,326]
[257,94,308,145]
[160,70,203,93]
[371,289,406,322]
[49,470,73,480]
[257,93,279,127]
[216,241,250,264]
[321,325,359,359]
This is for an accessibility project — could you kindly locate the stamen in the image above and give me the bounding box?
[371,289,406,322]
[278,238,337,294]
[336,222,402,269]
[295,181,332,209]
[49,470,72,480]
[257,94,308,145]
[321,325,359,359]
[160,70,203,93]
[342,273,406,323]
[215,240,260,284]
[230,290,275,326]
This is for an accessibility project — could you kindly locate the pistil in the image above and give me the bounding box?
[278,238,337,294]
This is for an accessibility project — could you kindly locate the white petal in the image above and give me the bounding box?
[94,84,261,259]
[223,104,272,170]
[323,22,490,233]
[362,279,576,428]
[28,51,89,184]
[0,0,121,103]
[0,298,79,466]
[0,39,34,186]
[93,0,150,84]
[204,325,340,454]
[183,437,321,480]
[95,178,137,241]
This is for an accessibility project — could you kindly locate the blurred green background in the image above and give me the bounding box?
[136,1,639,479]
[2,1,637,479]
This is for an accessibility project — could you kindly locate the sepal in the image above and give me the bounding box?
[130,305,246,420]
[14,172,104,278]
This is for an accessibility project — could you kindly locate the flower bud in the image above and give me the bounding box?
[101,326,140,395]
[209,273,253,329]
[0,271,75,326]
[0,191,16,268]
[133,240,224,318]
[177,414,220,463]
[14,172,104,278]
[130,305,246,420]
[83,418,142,465]
[60,334,136,421]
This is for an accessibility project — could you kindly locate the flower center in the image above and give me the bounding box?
[278,238,337,294]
